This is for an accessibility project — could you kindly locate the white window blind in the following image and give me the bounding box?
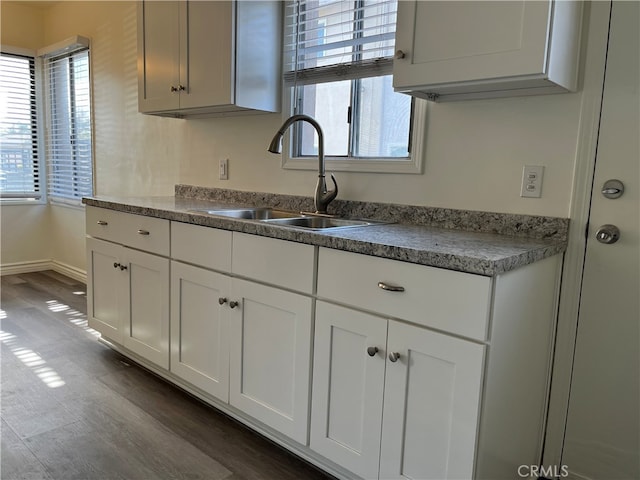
[284,0,398,86]
[42,45,93,202]
[0,52,42,200]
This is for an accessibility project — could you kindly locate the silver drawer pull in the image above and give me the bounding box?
[97,220,108,226]
[137,229,150,236]
[378,281,405,293]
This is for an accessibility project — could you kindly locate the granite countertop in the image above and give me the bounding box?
[83,186,569,276]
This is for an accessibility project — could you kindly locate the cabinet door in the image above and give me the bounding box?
[310,302,387,479]
[137,0,181,112]
[121,248,170,369]
[180,0,234,109]
[229,278,312,444]
[393,0,551,89]
[86,238,125,343]
[380,321,485,480]
[170,262,230,402]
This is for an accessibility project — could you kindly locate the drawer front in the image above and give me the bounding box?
[232,232,315,294]
[119,213,169,256]
[317,248,491,341]
[86,206,122,243]
[171,222,232,272]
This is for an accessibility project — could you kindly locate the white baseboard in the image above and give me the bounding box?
[51,260,87,284]
[1,259,86,284]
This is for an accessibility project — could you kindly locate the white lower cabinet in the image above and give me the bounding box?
[87,237,170,369]
[87,211,561,480]
[229,278,313,445]
[312,301,484,480]
[379,321,484,480]
[170,261,230,402]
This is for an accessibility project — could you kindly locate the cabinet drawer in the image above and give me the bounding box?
[232,232,315,294]
[119,213,169,256]
[171,222,232,272]
[317,248,491,341]
[86,206,122,243]
[87,206,169,256]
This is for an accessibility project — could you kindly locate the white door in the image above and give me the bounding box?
[137,0,180,112]
[180,0,233,109]
[561,2,639,479]
[86,237,123,343]
[393,0,551,89]
[228,278,313,444]
[379,321,484,480]
[170,261,230,402]
[122,248,170,369]
[310,302,387,479]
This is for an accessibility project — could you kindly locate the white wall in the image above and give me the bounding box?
[0,2,50,269]
[2,0,595,274]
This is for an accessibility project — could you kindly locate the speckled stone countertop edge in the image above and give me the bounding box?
[174,185,569,242]
[82,192,568,276]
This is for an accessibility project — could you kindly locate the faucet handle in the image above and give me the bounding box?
[328,173,338,197]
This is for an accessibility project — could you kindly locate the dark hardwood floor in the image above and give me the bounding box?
[1,271,334,480]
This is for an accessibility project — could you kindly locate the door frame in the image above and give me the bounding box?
[541,1,612,469]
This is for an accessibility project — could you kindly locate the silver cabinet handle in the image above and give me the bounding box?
[367,346,379,357]
[137,229,150,236]
[170,85,179,92]
[229,301,239,309]
[119,264,128,271]
[218,297,228,305]
[395,49,406,59]
[378,282,405,292]
[388,352,401,362]
[178,84,186,91]
[113,262,120,269]
[97,220,108,226]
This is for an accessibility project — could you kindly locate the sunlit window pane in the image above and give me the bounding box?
[354,75,410,157]
[298,80,351,157]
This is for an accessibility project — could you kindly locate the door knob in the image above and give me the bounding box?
[595,224,620,244]
[367,346,379,357]
[388,352,401,362]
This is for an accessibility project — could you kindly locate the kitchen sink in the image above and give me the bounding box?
[188,207,302,220]
[263,216,382,230]
[188,207,387,230]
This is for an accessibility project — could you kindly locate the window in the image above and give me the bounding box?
[0,52,42,201]
[42,41,93,203]
[282,0,425,173]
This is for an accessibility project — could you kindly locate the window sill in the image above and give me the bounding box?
[282,156,422,174]
[0,199,46,206]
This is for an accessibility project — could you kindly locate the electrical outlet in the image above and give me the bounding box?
[521,165,544,198]
[219,158,229,180]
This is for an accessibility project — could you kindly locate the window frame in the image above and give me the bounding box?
[39,36,94,207]
[0,46,46,205]
[43,45,95,206]
[280,0,427,174]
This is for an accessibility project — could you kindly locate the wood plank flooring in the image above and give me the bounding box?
[1,271,334,480]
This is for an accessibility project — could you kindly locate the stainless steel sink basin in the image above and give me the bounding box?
[188,207,302,220]
[263,216,381,230]
[188,207,388,230]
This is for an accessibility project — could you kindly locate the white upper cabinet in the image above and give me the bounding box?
[393,0,583,101]
[137,0,281,116]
